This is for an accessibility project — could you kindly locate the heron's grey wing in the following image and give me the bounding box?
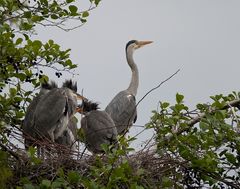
[23,95,41,133]
[81,110,117,153]
[67,117,78,139]
[23,94,44,148]
[33,88,67,137]
[105,90,137,134]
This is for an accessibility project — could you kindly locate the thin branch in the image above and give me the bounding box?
[136,69,180,107]
[0,142,21,161]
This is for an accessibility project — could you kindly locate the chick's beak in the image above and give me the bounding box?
[76,106,83,113]
[137,40,153,48]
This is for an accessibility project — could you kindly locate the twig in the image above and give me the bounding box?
[136,69,180,107]
[0,142,20,161]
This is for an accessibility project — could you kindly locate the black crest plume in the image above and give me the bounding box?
[78,100,99,113]
[62,79,77,92]
[41,81,58,90]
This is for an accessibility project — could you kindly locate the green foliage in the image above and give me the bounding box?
[0,0,101,129]
[0,0,101,187]
[1,0,240,188]
[0,151,12,188]
[148,92,240,188]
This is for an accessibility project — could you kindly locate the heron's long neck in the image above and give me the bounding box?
[126,50,139,96]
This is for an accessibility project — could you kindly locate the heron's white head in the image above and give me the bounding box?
[126,40,153,53]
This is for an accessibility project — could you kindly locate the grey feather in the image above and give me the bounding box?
[55,117,77,148]
[23,80,79,150]
[105,90,137,135]
[81,110,118,154]
[23,81,58,147]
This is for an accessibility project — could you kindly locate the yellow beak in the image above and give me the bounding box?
[137,40,153,48]
[75,92,87,100]
[76,106,84,113]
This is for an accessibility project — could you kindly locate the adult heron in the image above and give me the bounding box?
[55,80,79,150]
[23,81,58,149]
[78,100,118,154]
[105,40,153,135]
[33,79,84,142]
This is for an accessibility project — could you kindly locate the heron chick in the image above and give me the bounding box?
[77,100,118,154]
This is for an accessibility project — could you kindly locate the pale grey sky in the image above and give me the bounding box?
[35,0,240,149]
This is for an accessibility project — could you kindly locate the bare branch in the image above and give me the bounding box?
[136,69,180,107]
[0,142,21,161]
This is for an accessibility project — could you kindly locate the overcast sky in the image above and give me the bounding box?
[35,0,240,149]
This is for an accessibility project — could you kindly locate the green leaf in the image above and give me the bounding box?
[160,102,170,109]
[31,15,41,22]
[199,121,209,131]
[15,73,26,81]
[39,75,49,83]
[40,0,48,6]
[66,0,75,3]
[10,88,17,96]
[23,34,29,40]
[16,38,23,45]
[21,22,33,30]
[176,93,184,104]
[32,40,42,52]
[23,184,35,189]
[24,11,32,18]
[69,5,78,13]
[162,176,172,187]
[48,39,54,46]
[94,0,101,6]
[225,153,236,165]
[51,14,58,19]
[82,11,89,17]
[41,179,51,187]
[67,171,80,184]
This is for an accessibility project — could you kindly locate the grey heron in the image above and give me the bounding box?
[55,80,79,150]
[23,80,85,152]
[33,79,84,142]
[105,40,153,135]
[77,100,118,154]
[23,81,58,149]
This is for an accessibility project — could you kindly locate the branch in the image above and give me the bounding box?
[162,99,240,143]
[136,69,180,107]
[0,142,20,161]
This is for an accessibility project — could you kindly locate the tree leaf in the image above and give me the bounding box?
[69,5,78,13]
[82,11,89,17]
[176,93,184,104]
[15,38,23,45]
[66,0,75,3]
[24,11,32,18]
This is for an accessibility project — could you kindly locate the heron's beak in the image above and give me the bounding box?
[76,106,84,114]
[75,92,87,100]
[137,40,153,49]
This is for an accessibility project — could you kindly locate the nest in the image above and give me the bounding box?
[1,126,188,188]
